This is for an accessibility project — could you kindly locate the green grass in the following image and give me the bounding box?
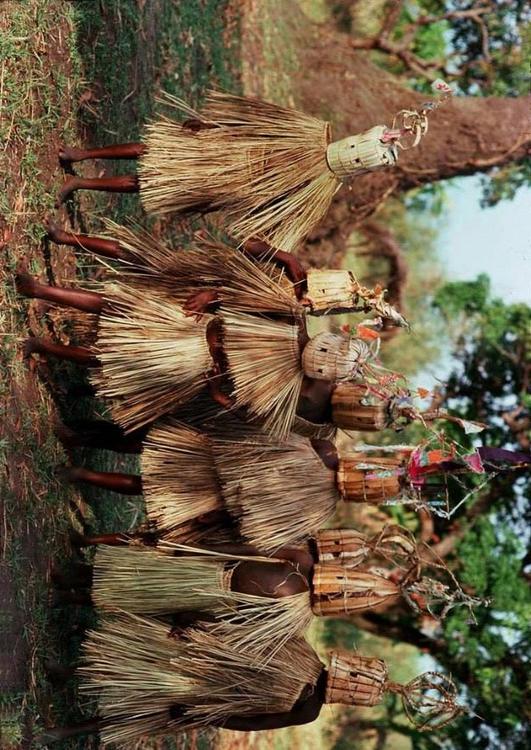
[0,2,241,749]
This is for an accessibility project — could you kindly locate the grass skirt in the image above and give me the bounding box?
[141,418,223,535]
[212,429,340,553]
[222,310,304,440]
[93,282,213,432]
[92,544,313,654]
[80,615,323,745]
[104,220,300,315]
[138,91,340,252]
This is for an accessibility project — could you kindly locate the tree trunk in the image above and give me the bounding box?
[295,28,530,260]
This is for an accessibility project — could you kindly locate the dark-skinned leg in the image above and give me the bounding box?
[16,272,104,314]
[70,529,143,547]
[56,419,147,453]
[46,219,129,262]
[65,466,143,496]
[25,337,99,367]
[56,175,139,207]
[37,717,103,743]
[59,142,146,163]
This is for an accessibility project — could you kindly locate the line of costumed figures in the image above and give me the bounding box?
[19,80,529,744]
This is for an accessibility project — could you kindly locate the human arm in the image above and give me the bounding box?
[242,238,307,297]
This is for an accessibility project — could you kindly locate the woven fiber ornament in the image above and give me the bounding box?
[326,653,388,706]
[312,564,401,615]
[326,125,398,179]
[331,382,389,431]
[302,332,372,381]
[337,454,405,503]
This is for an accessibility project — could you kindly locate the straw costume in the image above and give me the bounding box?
[79,614,462,745]
[88,525,476,645]
[57,82,453,252]
[67,418,478,553]
[19,224,387,438]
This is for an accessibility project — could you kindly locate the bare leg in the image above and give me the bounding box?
[70,529,157,547]
[51,588,93,606]
[37,718,103,743]
[56,419,147,454]
[59,142,146,163]
[25,337,99,367]
[46,219,129,261]
[66,466,143,495]
[16,272,104,314]
[51,562,93,589]
[56,174,139,206]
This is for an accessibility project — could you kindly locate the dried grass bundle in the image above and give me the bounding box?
[80,615,322,745]
[212,429,339,552]
[141,418,222,533]
[222,311,304,439]
[93,283,212,432]
[138,91,339,253]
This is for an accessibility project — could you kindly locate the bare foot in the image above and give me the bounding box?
[44,217,69,244]
[23,337,43,359]
[55,176,80,206]
[15,270,38,297]
[58,144,86,164]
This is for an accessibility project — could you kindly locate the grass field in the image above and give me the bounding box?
[0,2,417,749]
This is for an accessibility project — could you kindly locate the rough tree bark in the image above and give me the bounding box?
[296,32,531,259]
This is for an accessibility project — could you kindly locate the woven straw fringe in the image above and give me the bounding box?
[102,220,299,316]
[138,90,340,252]
[141,418,223,533]
[222,310,304,440]
[311,564,401,615]
[212,429,339,552]
[92,545,229,615]
[92,282,213,432]
[80,615,322,745]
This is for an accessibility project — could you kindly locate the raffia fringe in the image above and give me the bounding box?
[138,90,340,252]
[80,615,322,745]
[141,418,223,532]
[222,310,304,440]
[212,429,339,552]
[92,283,213,432]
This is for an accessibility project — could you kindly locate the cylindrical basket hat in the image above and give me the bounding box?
[311,563,401,615]
[315,528,373,564]
[305,269,358,313]
[302,332,372,382]
[331,383,389,431]
[326,125,398,180]
[337,454,405,503]
[325,652,388,706]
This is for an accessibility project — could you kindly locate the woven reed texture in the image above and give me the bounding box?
[212,429,340,553]
[311,563,401,615]
[326,125,397,178]
[292,414,337,441]
[337,455,404,503]
[80,616,323,745]
[305,269,356,312]
[325,652,388,706]
[138,90,340,253]
[142,418,223,534]
[92,282,212,432]
[316,528,374,564]
[331,383,388,431]
[302,332,371,381]
[222,310,304,440]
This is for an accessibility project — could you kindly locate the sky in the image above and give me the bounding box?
[438,176,531,305]
[415,175,530,389]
